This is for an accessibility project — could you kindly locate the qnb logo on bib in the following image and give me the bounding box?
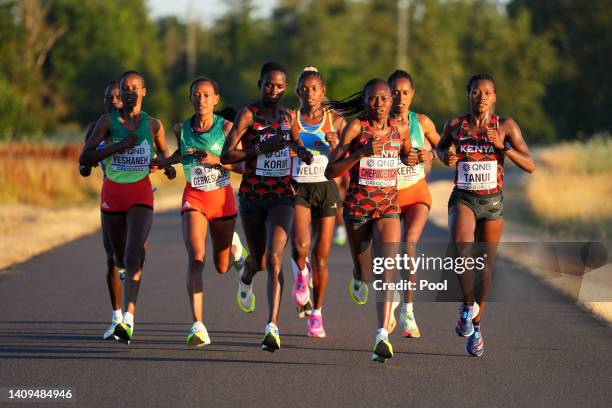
[191,165,230,191]
[457,160,497,191]
[110,140,150,172]
[292,153,328,183]
[255,132,291,177]
[358,156,398,187]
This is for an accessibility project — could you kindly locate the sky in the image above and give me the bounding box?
[147,0,277,25]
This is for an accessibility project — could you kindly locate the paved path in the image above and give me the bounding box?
[1,209,610,407]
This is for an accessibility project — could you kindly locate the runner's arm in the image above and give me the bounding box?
[214,119,243,173]
[419,114,441,162]
[436,117,460,167]
[289,111,313,164]
[220,107,255,164]
[325,119,364,179]
[79,114,136,166]
[499,118,536,173]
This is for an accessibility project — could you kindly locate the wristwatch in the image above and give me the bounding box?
[503,140,512,152]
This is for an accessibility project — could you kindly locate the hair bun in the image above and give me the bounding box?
[302,66,319,73]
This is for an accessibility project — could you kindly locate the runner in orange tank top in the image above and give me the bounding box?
[388,69,441,338]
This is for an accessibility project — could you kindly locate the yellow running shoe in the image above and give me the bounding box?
[186,322,211,347]
[261,323,280,353]
[348,277,368,305]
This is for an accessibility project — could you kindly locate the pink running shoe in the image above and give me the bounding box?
[292,268,311,306]
[308,314,326,338]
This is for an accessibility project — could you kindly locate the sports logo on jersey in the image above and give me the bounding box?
[101,202,110,209]
[211,142,221,151]
[182,201,191,209]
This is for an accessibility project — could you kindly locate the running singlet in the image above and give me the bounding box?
[239,103,294,201]
[452,114,504,195]
[104,110,154,184]
[291,110,335,183]
[345,118,401,217]
[180,114,230,192]
[397,111,425,190]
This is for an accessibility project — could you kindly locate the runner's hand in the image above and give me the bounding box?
[486,128,504,150]
[150,157,167,169]
[259,134,289,154]
[401,149,419,166]
[163,166,176,180]
[361,137,384,157]
[119,134,138,151]
[325,131,339,150]
[199,152,221,166]
[439,145,458,167]
[297,147,314,165]
[417,148,432,163]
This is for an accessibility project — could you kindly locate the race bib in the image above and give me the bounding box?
[292,153,328,183]
[190,165,230,191]
[457,160,497,191]
[358,156,398,187]
[255,130,291,177]
[110,140,150,172]
[397,162,425,189]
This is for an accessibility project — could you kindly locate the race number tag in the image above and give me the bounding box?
[397,162,425,189]
[457,160,497,191]
[292,153,328,183]
[190,165,230,191]
[255,130,291,177]
[358,156,398,187]
[110,140,150,172]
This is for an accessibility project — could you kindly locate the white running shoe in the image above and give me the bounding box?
[102,320,121,340]
[387,290,401,334]
[236,269,255,313]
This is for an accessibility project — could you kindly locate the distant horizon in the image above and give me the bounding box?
[147,0,277,25]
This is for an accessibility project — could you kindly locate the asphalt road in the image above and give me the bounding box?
[0,207,611,407]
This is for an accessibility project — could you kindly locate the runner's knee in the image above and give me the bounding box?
[266,252,283,274]
[293,238,311,258]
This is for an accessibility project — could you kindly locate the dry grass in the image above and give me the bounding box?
[526,135,612,239]
[0,141,186,206]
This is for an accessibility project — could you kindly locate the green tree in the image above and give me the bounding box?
[46,0,171,127]
[509,0,612,137]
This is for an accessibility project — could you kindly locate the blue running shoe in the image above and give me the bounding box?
[455,302,479,337]
[465,324,484,357]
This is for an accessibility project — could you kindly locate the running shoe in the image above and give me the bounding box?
[465,324,484,357]
[186,322,211,348]
[333,225,347,246]
[118,268,125,281]
[232,232,249,273]
[387,290,401,334]
[292,264,311,306]
[348,277,368,305]
[400,311,421,338]
[372,331,393,362]
[236,268,256,313]
[261,323,280,352]
[113,322,133,344]
[297,299,313,319]
[307,314,326,338]
[102,319,121,340]
[455,302,480,337]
